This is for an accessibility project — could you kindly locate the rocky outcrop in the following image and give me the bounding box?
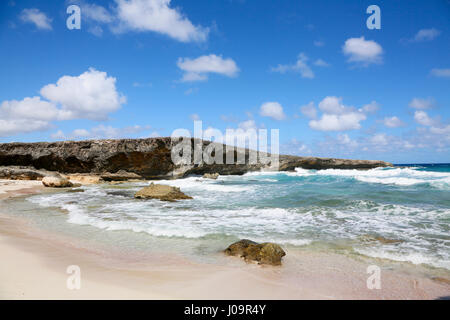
[42,175,73,188]
[0,166,57,180]
[203,173,219,180]
[100,170,143,181]
[0,138,393,179]
[134,183,193,202]
[224,239,286,266]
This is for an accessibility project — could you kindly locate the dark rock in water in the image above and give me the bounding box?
[0,138,392,179]
[66,188,84,193]
[100,170,143,181]
[135,183,193,202]
[224,239,286,266]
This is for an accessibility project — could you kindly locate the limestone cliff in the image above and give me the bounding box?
[0,138,392,179]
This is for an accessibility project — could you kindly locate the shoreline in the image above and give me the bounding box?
[0,180,449,300]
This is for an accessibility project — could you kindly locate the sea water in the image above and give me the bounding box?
[6,164,450,270]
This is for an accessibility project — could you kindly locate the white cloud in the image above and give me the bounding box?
[359,101,379,113]
[19,8,52,30]
[300,102,317,119]
[370,133,389,146]
[309,96,368,131]
[309,113,366,131]
[318,96,347,114]
[409,97,434,109]
[82,3,114,23]
[40,68,125,120]
[313,59,330,67]
[342,36,383,66]
[259,102,286,120]
[430,125,450,135]
[337,133,358,148]
[272,53,314,79]
[411,28,441,42]
[0,119,50,137]
[383,116,405,128]
[177,54,239,82]
[114,0,208,42]
[0,68,125,137]
[430,68,450,78]
[0,97,61,121]
[414,110,437,126]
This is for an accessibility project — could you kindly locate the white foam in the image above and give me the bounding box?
[355,248,450,270]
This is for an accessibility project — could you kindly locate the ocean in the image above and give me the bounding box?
[5,164,450,270]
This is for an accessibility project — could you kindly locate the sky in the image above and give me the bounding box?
[0,0,449,163]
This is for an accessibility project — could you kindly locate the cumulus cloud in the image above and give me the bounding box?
[40,68,125,120]
[19,8,52,30]
[342,36,383,66]
[177,54,239,82]
[411,28,441,42]
[414,110,437,126]
[259,102,286,120]
[300,102,317,119]
[271,53,314,79]
[383,116,405,128]
[0,68,125,137]
[308,96,370,131]
[430,68,450,78]
[409,97,434,109]
[114,0,209,42]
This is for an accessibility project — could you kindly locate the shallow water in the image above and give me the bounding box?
[4,165,450,270]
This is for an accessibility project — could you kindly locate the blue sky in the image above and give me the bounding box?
[0,0,449,163]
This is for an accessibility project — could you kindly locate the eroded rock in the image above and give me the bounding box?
[203,173,219,180]
[42,176,73,188]
[134,183,192,202]
[224,239,286,266]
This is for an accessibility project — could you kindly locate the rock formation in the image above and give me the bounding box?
[42,175,73,188]
[202,173,219,179]
[0,138,393,179]
[134,183,193,202]
[224,239,286,266]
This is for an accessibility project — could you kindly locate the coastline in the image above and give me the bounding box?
[0,180,449,300]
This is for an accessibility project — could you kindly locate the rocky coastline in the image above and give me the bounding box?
[0,138,392,181]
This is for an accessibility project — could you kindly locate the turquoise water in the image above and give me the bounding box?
[21,165,450,270]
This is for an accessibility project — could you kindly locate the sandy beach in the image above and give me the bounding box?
[0,179,449,300]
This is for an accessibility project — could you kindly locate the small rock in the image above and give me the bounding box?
[42,176,73,188]
[203,173,219,180]
[224,239,286,266]
[134,183,193,202]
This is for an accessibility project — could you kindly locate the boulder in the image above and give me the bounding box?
[42,176,73,188]
[101,170,143,182]
[224,239,286,266]
[134,183,192,202]
[0,166,54,180]
[203,173,219,180]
